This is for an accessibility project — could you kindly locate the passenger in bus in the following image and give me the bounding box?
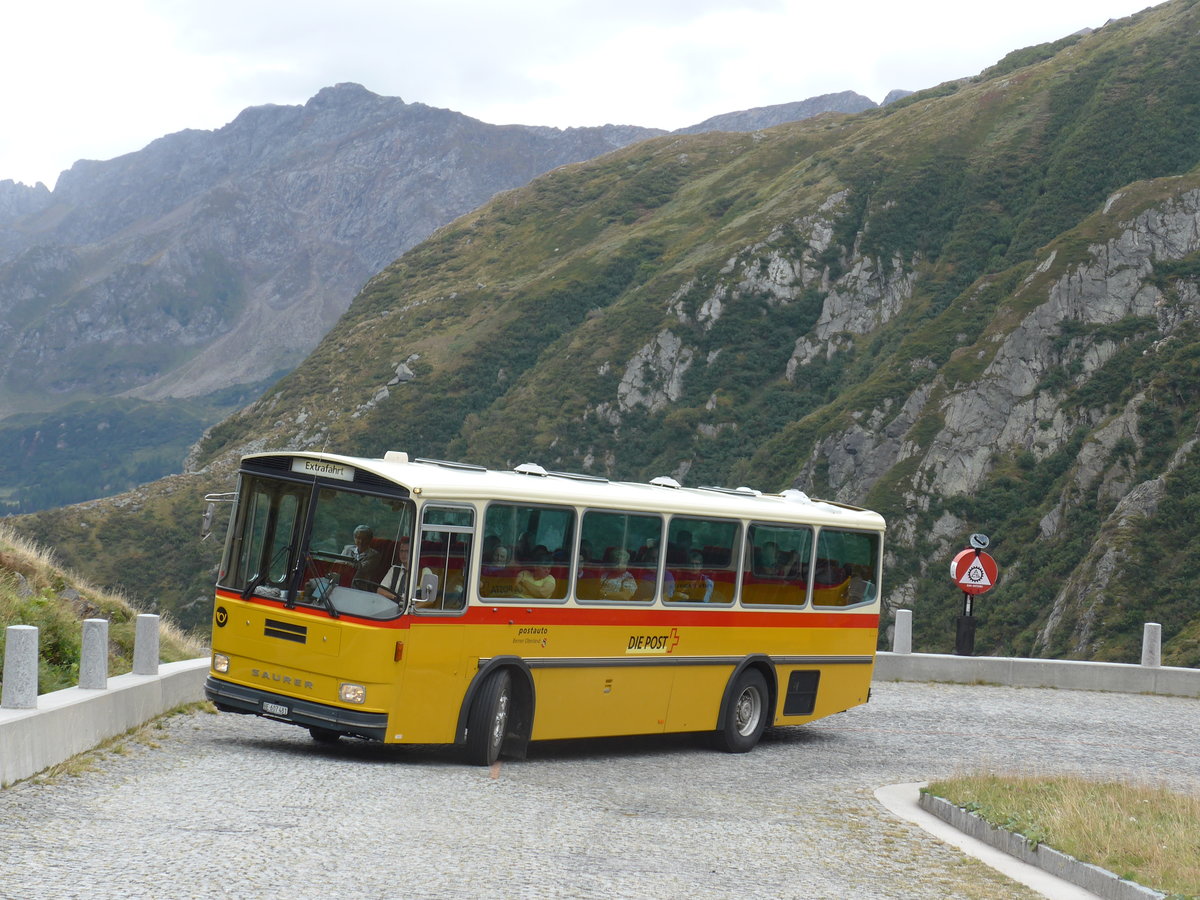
[756,541,783,576]
[479,544,512,598]
[514,550,556,599]
[598,548,636,601]
[482,543,510,573]
[673,550,714,602]
[813,558,845,586]
[671,531,695,567]
[635,542,673,601]
[514,531,536,561]
[343,525,385,583]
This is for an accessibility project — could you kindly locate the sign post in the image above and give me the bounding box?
[949,535,998,656]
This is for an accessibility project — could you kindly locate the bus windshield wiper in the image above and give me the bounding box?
[302,550,340,618]
[315,569,340,619]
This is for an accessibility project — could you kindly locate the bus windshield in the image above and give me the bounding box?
[222,474,414,619]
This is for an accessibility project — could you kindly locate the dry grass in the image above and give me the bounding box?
[1,521,205,692]
[925,772,1200,898]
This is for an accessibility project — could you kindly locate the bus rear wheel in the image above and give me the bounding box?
[715,668,768,753]
[466,669,512,766]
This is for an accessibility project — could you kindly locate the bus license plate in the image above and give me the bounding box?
[262,701,289,716]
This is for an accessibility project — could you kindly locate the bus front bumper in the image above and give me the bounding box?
[205,676,388,741]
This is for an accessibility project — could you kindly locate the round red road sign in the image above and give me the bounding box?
[950,548,998,595]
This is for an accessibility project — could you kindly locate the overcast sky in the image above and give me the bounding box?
[1,0,1160,189]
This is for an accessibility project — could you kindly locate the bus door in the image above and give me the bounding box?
[400,504,475,741]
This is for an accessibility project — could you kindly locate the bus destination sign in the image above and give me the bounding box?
[292,458,355,482]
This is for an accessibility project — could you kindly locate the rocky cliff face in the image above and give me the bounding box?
[784,183,1200,657]
[0,179,50,225]
[604,178,1200,661]
[0,83,882,417]
[676,91,878,134]
[0,84,663,411]
[0,82,891,513]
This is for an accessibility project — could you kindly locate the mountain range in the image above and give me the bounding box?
[13,0,1200,667]
[0,84,887,513]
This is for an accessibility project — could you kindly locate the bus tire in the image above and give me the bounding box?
[466,669,512,766]
[715,668,768,753]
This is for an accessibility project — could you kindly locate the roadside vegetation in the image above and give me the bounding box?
[10,2,1200,663]
[925,772,1200,898]
[0,522,205,694]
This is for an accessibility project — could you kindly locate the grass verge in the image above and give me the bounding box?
[1,520,206,693]
[924,773,1200,898]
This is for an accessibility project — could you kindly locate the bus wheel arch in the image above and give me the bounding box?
[459,657,534,765]
[714,658,775,753]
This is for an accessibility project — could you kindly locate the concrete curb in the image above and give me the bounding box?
[0,657,209,787]
[873,651,1200,698]
[875,783,1097,900]
[917,791,1166,900]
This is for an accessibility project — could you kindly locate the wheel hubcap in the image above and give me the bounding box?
[490,688,510,752]
[735,686,761,736]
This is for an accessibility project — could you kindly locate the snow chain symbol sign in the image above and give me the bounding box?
[950,548,998,596]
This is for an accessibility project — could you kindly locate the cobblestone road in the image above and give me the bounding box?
[2,681,1197,900]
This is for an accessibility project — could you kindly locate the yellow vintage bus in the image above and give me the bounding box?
[205,450,885,764]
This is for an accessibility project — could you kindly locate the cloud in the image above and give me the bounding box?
[0,0,1159,188]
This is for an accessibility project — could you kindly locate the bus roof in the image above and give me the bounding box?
[244,450,886,532]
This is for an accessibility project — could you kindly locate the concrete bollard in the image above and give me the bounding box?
[893,609,913,654]
[2,624,39,709]
[1141,622,1162,668]
[133,614,160,676]
[79,619,109,689]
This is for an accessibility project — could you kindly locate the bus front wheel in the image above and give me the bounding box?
[715,668,768,753]
[466,669,512,765]
[309,726,342,745]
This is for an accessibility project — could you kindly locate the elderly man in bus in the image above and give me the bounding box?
[342,525,385,582]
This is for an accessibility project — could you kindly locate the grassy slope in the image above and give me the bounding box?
[0,522,205,692]
[13,1,1200,662]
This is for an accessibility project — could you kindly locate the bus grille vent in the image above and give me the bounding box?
[783,670,820,716]
[264,619,307,643]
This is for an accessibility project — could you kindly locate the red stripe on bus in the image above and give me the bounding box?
[214,588,878,630]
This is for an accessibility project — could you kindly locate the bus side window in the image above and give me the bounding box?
[416,506,474,612]
[741,523,812,607]
[578,510,661,603]
[664,516,740,605]
[812,529,880,607]
[479,502,574,602]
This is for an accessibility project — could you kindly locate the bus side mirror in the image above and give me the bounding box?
[420,571,439,606]
[201,492,236,542]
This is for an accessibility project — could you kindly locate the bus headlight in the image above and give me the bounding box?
[339,682,366,704]
[213,653,230,673]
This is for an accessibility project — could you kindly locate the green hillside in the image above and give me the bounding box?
[16,0,1200,662]
[0,522,204,692]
